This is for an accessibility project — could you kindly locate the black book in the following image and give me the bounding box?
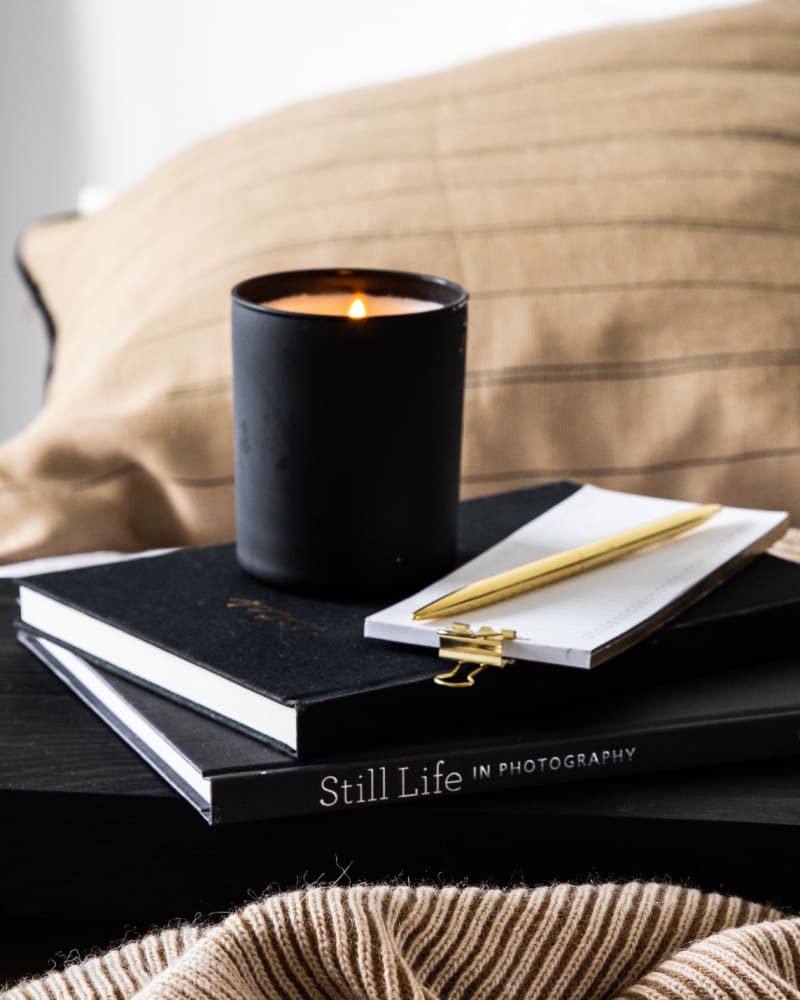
[20,629,800,825]
[15,483,800,757]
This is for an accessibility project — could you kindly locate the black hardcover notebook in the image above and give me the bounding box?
[15,482,800,757]
[20,629,800,825]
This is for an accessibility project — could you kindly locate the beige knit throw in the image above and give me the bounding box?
[5,883,800,1000]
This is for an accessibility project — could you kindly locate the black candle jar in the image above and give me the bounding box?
[231,268,468,597]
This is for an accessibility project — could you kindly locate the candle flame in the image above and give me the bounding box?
[347,295,367,319]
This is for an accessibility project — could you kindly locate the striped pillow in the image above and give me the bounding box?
[4,0,798,561]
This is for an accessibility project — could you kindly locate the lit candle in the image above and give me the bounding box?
[262,293,442,318]
[232,268,468,597]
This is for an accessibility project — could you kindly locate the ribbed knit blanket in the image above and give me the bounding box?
[5,883,800,999]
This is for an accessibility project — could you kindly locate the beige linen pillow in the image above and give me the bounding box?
[4,0,799,561]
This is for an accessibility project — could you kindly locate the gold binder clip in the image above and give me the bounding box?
[434,623,517,688]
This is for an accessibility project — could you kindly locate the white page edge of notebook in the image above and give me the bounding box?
[17,587,299,751]
[364,485,789,669]
[35,636,212,805]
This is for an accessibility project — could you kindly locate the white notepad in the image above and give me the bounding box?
[364,485,789,668]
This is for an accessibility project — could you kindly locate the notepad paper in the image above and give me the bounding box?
[364,485,789,668]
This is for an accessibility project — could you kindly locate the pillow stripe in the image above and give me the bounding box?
[473,280,800,298]
[462,447,800,483]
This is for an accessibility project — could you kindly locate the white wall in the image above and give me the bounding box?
[0,0,749,442]
[0,2,87,441]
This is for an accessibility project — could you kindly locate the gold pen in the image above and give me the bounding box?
[412,502,721,621]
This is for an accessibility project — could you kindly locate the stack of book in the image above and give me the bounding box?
[13,482,800,825]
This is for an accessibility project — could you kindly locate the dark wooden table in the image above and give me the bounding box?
[3,578,800,986]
